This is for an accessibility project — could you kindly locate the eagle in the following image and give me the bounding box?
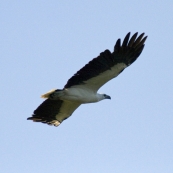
[27,32,147,127]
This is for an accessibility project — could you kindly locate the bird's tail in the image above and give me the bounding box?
[41,89,64,99]
[41,89,56,98]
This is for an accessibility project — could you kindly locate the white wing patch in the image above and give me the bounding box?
[72,63,127,92]
[55,100,81,123]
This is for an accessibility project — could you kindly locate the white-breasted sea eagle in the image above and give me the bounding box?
[27,32,147,127]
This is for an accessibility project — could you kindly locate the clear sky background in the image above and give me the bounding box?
[1,1,173,173]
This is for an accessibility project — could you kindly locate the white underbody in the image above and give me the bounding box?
[45,88,100,103]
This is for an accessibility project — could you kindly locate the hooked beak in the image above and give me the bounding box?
[105,95,111,100]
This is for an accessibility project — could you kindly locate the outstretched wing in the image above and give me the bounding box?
[27,99,80,126]
[64,32,147,92]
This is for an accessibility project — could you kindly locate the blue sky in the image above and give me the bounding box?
[1,0,173,173]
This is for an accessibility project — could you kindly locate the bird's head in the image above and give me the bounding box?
[97,94,111,101]
[103,94,111,100]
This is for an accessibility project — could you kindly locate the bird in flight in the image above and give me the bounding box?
[27,32,147,127]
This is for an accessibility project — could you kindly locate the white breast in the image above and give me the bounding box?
[62,88,99,103]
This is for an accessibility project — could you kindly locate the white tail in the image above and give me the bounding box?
[41,89,65,99]
[41,89,56,99]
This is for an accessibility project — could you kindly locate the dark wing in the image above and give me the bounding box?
[64,32,147,92]
[27,99,80,126]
